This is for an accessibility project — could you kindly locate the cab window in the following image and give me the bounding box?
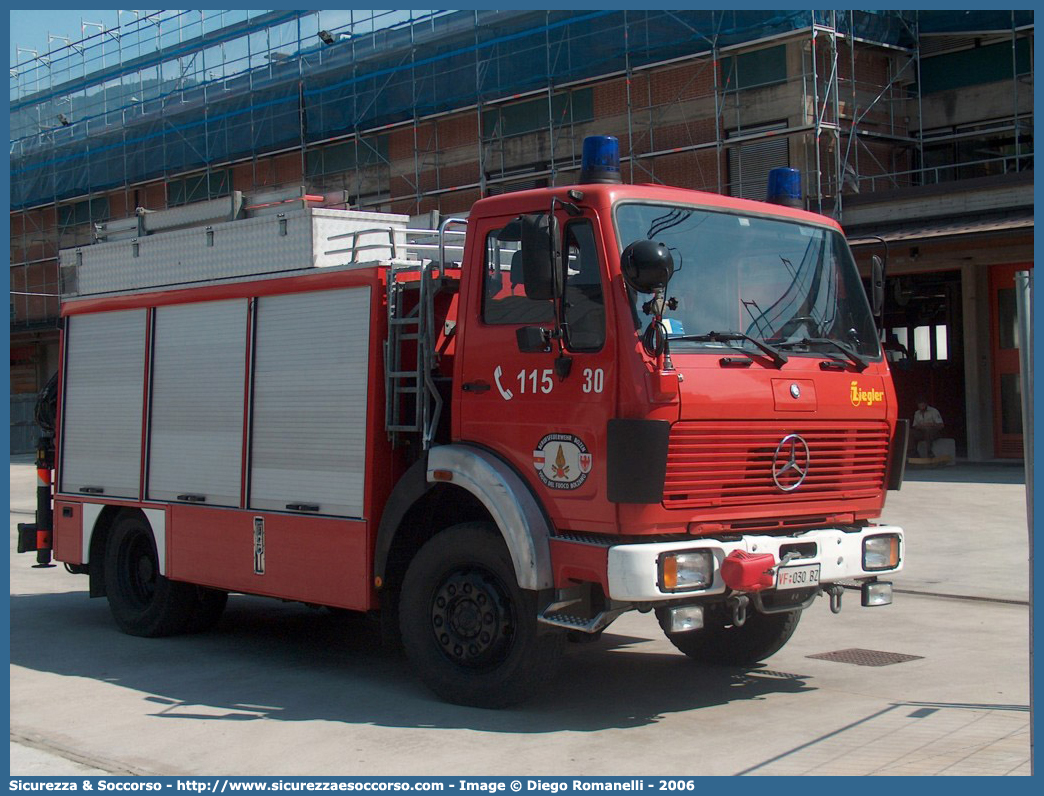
[562,220,605,352]
[483,224,554,325]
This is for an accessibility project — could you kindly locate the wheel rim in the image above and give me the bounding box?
[118,529,157,609]
[430,567,515,670]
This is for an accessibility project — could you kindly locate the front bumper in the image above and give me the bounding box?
[606,525,903,602]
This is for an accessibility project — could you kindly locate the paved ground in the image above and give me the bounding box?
[9,458,1031,776]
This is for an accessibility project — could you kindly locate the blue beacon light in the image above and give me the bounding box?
[766,167,803,208]
[580,135,622,184]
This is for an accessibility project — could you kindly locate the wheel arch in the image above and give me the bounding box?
[374,445,554,594]
[85,505,166,598]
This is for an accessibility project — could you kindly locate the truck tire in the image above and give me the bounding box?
[399,522,564,708]
[656,603,801,666]
[104,514,207,637]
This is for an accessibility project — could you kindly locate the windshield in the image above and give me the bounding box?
[614,202,881,359]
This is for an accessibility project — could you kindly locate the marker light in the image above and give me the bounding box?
[766,167,802,208]
[580,135,622,184]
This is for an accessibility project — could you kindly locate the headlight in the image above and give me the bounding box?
[863,534,900,571]
[659,550,714,592]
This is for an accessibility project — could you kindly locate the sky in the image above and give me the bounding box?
[10,9,125,69]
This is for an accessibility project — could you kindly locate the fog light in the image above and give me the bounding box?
[659,551,714,592]
[665,605,704,633]
[862,580,893,606]
[863,534,900,571]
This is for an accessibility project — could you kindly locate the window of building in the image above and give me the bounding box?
[889,324,949,362]
[918,37,1032,94]
[481,88,594,140]
[920,118,1033,183]
[167,170,232,207]
[305,135,389,178]
[58,197,110,228]
[721,45,787,92]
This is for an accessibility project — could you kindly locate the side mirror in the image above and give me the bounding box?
[621,240,675,294]
[871,254,885,319]
[520,213,562,300]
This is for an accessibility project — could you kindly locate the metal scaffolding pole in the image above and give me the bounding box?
[1012,13,1022,171]
[811,25,822,213]
[624,12,635,184]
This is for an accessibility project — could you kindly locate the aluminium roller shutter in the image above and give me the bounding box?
[60,309,147,498]
[147,299,248,506]
[249,287,371,517]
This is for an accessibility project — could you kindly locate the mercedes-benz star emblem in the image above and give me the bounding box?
[790,383,801,399]
[772,433,810,492]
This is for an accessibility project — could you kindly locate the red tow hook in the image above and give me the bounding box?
[720,550,776,593]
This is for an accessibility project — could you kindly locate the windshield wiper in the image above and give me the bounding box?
[671,331,788,368]
[777,337,869,372]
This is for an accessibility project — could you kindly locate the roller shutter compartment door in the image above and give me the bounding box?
[60,309,147,498]
[249,287,371,517]
[148,299,248,506]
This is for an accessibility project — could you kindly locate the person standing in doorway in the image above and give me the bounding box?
[912,398,944,457]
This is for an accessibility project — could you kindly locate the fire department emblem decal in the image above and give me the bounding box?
[533,434,592,490]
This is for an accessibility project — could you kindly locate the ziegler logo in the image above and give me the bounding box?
[850,381,885,407]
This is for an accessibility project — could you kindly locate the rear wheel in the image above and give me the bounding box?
[104,514,225,637]
[399,522,564,708]
[657,602,801,665]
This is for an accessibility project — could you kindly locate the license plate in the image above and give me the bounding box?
[776,563,821,590]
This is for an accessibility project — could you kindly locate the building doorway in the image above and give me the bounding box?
[882,270,965,456]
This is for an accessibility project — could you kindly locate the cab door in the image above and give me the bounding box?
[455,210,617,533]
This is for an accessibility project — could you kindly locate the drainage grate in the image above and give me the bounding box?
[806,648,924,666]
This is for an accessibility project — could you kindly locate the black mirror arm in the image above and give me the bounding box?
[547,199,574,379]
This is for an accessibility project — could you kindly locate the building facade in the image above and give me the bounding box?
[10,9,1033,457]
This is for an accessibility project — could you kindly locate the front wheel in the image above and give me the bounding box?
[656,602,801,666]
[399,522,564,708]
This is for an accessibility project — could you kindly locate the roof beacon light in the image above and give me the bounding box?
[580,135,622,184]
[766,167,802,208]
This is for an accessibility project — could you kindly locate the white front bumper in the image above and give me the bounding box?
[606,525,904,602]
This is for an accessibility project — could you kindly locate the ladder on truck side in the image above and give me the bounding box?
[384,217,467,450]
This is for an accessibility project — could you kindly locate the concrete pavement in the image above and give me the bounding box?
[9,459,1031,776]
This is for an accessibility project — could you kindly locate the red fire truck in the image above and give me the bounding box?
[20,137,907,708]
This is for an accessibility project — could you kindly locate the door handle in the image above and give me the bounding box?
[462,380,491,393]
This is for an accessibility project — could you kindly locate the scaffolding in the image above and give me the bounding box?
[9,9,1034,330]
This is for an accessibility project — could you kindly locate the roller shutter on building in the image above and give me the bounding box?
[727,121,789,201]
[60,309,147,498]
[148,299,248,506]
[249,287,371,517]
